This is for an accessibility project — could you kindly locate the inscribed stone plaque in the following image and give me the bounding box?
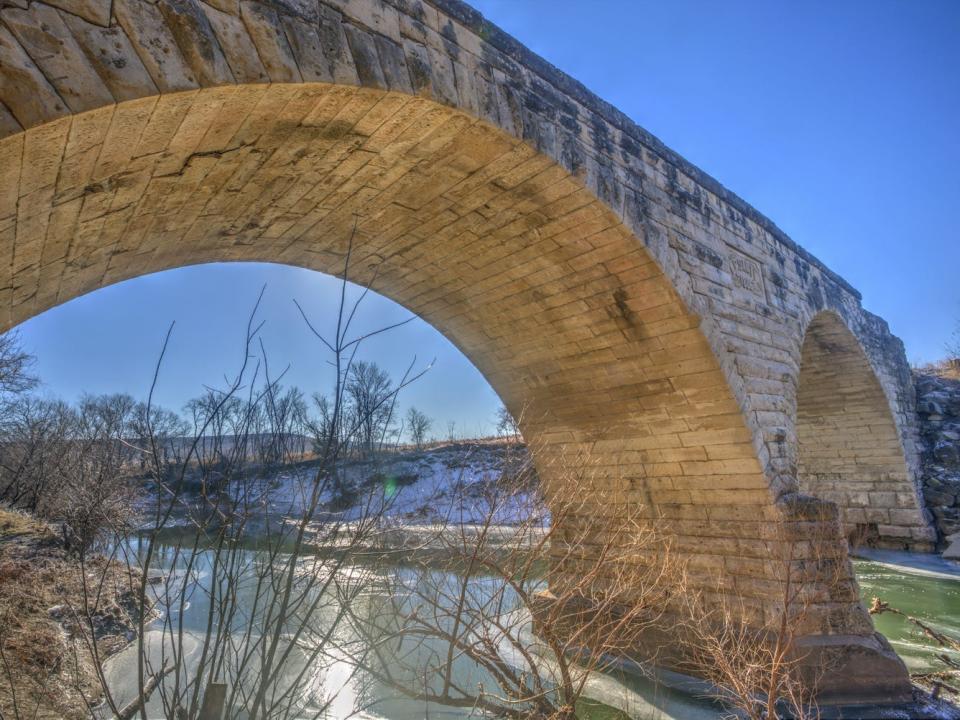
[728,250,764,297]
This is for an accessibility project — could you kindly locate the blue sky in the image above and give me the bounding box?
[16,0,960,436]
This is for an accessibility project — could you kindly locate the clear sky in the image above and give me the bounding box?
[15,0,960,435]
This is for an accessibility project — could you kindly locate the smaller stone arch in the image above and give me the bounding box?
[796,311,931,549]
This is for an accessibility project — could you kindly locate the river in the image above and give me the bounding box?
[100,542,959,720]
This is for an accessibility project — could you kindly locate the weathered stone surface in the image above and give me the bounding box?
[944,534,960,560]
[280,9,358,84]
[113,0,200,93]
[373,34,412,93]
[342,23,386,89]
[0,0,936,702]
[156,0,235,86]
[270,0,318,24]
[60,12,159,102]
[239,1,302,82]
[794,632,912,705]
[2,3,113,112]
[43,0,110,26]
[0,101,21,137]
[203,0,240,15]
[0,26,68,130]
[325,0,400,41]
[402,37,456,105]
[203,1,268,83]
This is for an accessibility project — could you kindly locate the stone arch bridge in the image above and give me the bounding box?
[0,0,935,704]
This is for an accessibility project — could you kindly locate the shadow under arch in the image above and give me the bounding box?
[0,83,912,704]
[796,310,930,550]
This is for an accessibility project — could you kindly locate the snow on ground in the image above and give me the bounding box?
[226,441,540,527]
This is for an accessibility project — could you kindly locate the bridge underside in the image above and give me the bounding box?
[798,312,931,549]
[0,0,933,705]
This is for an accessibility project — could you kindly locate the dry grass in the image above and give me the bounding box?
[916,359,960,380]
[0,507,142,719]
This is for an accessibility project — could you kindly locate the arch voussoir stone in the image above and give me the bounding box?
[0,0,931,704]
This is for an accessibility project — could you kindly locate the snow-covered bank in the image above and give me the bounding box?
[853,547,960,581]
[230,440,537,527]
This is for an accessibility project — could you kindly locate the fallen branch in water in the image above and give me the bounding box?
[114,663,173,720]
[869,596,960,702]
[869,597,960,653]
[913,672,960,698]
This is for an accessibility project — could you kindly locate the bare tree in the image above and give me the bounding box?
[0,392,140,555]
[48,393,141,554]
[495,403,521,439]
[130,402,189,470]
[258,383,309,465]
[0,396,73,511]
[0,331,37,400]
[346,361,395,458]
[306,392,340,457]
[405,407,432,450]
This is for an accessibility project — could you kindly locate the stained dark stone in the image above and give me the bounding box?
[590,116,613,155]
[438,19,460,60]
[805,277,824,311]
[557,130,584,176]
[343,23,386,89]
[157,0,234,86]
[373,35,412,93]
[692,240,724,270]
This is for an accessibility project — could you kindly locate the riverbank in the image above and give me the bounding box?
[0,508,149,720]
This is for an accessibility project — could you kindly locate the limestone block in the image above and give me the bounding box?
[401,38,431,95]
[156,0,235,86]
[2,3,114,112]
[204,0,240,14]
[113,0,200,92]
[342,23,385,89]
[418,41,458,106]
[373,35,412,93]
[203,2,268,83]
[270,0,320,23]
[909,526,936,543]
[60,11,159,102]
[877,524,911,539]
[0,101,20,137]
[240,1,302,82]
[944,535,960,560]
[0,135,22,223]
[323,0,400,42]
[888,509,923,526]
[44,0,111,27]
[0,25,68,129]
[280,4,358,84]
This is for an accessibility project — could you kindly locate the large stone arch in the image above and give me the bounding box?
[0,0,925,703]
[797,311,930,549]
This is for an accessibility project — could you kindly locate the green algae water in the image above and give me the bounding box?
[853,557,960,674]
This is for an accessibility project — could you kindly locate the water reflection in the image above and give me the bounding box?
[102,539,718,719]
[101,539,959,719]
